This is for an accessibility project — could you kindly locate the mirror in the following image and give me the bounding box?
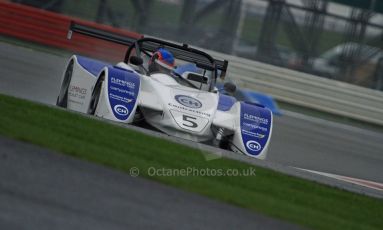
[224,82,236,94]
[187,73,208,84]
[130,56,144,66]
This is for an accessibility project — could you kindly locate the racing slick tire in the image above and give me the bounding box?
[56,60,74,108]
[88,73,105,115]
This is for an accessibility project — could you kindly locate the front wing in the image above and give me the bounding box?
[213,98,272,159]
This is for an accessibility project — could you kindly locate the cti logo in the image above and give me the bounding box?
[114,104,129,116]
[175,95,202,109]
[246,140,261,152]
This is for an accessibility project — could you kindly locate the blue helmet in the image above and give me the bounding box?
[149,48,175,74]
[151,48,175,67]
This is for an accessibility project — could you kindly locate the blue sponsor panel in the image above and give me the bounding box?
[76,55,110,77]
[107,67,140,121]
[240,102,272,156]
[217,94,236,111]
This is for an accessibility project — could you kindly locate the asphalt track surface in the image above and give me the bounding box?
[0,136,302,230]
[0,41,383,227]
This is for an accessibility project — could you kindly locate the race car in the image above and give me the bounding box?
[56,22,273,159]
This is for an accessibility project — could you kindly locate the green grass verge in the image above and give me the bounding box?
[0,94,382,230]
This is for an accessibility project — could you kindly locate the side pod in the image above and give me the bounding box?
[231,102,273,159]
[91,66,141,123]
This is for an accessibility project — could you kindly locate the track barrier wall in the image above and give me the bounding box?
[208,49,383,126]
[0,1,142,62]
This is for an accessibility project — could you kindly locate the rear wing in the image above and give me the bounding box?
[67,21,139,46]
[67,21,228,79]
[127,37,229,78]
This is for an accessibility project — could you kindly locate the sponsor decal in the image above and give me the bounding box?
[244,113,269,125]
[110,86,135,97]
[242,130,265,138]
[168,103,211,117]
[254,133,265,138]
[69,85,87,95]
[111,77,136,89]
[109,93,133,103]
[114,104,129,116]
[246,140,261,152]
[68,85,87,101]
[175,95,202,109]
[242,122,268,132]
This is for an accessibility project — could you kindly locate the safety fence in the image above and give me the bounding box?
[0,1,142,62]
[208,49,383,126]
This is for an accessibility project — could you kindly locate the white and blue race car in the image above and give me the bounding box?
[57,22,273,159]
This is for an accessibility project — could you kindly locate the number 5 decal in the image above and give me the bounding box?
[169,110,209,132]
[182,115,198,128]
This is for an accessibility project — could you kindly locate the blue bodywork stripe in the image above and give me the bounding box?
[217,94,236,111]
[76,55,110,77]
[107,67,140,121]
[241,90,282,115]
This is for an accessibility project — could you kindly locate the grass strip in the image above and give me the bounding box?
[0,94,382,230]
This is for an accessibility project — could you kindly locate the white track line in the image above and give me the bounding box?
[294,167,383,192]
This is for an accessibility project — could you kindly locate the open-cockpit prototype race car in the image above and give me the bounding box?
[57,22,273,159]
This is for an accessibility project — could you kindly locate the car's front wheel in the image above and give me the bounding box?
[56,60,74,107]
[88,73,105,115]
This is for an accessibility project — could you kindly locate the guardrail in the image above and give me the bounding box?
[0,1,142,62]
[208,50,383,126]
[1,1,383,126]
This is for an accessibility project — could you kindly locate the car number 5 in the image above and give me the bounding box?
[182,115,198,128]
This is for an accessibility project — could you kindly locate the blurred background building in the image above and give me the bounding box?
[12,0,383,90]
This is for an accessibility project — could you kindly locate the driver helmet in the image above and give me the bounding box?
[148,48,175,75]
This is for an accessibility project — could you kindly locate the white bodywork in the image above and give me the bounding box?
[58,55,273,159]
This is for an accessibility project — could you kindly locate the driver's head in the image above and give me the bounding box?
[149,48,175,74]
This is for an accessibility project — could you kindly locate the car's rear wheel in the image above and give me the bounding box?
[88,73,105,115]
[56,60,74,107]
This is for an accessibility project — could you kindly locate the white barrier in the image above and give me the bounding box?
[209,50,383,126]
